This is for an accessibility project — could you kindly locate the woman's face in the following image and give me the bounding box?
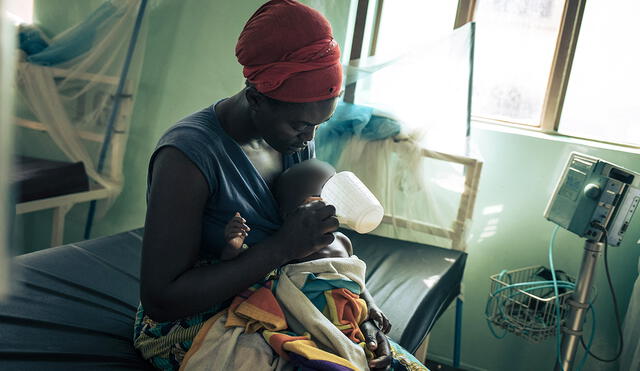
[251,94,339,154]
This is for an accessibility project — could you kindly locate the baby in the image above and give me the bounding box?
[221,159,391,333]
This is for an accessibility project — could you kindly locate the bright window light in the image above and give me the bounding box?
[482,204,504,215]
[374,0,458,59]
[559,0,640,147]
[5,0,34,25]
[472,0,565,126]
[354,2,472,155]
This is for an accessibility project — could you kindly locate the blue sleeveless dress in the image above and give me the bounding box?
[134,102,313,369]
[133,102,427,371]
[147,102,314,258]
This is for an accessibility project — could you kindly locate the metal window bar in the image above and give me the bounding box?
[539,0,587,132]
[344,0,370,104]
[461,0,587,132]
[454,0,477,29]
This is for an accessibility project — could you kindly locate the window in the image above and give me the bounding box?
[470,0,639,146]
[359,0,639,147]
[559,0,640,146]
[346,0,471,154]
[5,0,34,24]
[373,1,459,59]
[472,0,565,126]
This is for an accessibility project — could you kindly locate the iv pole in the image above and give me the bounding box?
[555,239,603,371]
[544,153,638,370]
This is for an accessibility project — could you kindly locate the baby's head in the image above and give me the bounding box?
[274,159,336,218]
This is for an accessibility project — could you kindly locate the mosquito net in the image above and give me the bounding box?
[316,23,480,251]
[14,0,153,216]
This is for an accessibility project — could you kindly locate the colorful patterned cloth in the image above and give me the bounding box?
[215,277,370,370]
[181,257,371,370]
[133,302,224,371]
[133,259,231,370]
[134,259,428,371]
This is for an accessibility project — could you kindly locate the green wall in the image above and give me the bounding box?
[15,1,640,370]
[16,0,354,252]
[426,126,640,371]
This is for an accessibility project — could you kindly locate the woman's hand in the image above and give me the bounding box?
[361,320,392,370]
[273,200,339,261]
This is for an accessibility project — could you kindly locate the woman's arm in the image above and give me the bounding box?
[140,147,338,322]
[140,147,286,321]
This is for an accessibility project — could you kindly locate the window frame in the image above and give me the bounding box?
[353,0,638,149]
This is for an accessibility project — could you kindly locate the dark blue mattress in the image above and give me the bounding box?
[12,156,89,203]
[0,228,466,370]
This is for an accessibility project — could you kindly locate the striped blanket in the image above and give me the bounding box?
[180,256,371,371]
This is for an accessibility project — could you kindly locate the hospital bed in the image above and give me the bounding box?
[0,227,466,370]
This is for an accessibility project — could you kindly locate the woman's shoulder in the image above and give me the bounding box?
[148,105,227,196]
[159,105,224,148]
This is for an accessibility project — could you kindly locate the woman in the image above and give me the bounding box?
[134,1,424,370]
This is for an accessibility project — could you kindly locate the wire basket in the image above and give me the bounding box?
[486,265,575,343]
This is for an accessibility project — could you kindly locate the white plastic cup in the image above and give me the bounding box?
[321,171,384,234]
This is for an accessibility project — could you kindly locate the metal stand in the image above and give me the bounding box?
[84,0,149,239]
[453,297,463,368]
[555,239,603,371]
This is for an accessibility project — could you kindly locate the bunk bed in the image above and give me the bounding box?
[13,64,134,246]
[13,0,147,246]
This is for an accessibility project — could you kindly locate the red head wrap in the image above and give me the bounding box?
[236,0,343,103]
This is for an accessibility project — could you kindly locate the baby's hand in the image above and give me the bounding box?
[221,212,250,260]
[368,305,392,334]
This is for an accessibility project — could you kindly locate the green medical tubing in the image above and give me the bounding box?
[487,225,597,371]
[486,281,575,340]
[492,283,575,322]
[549,225,564,370]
